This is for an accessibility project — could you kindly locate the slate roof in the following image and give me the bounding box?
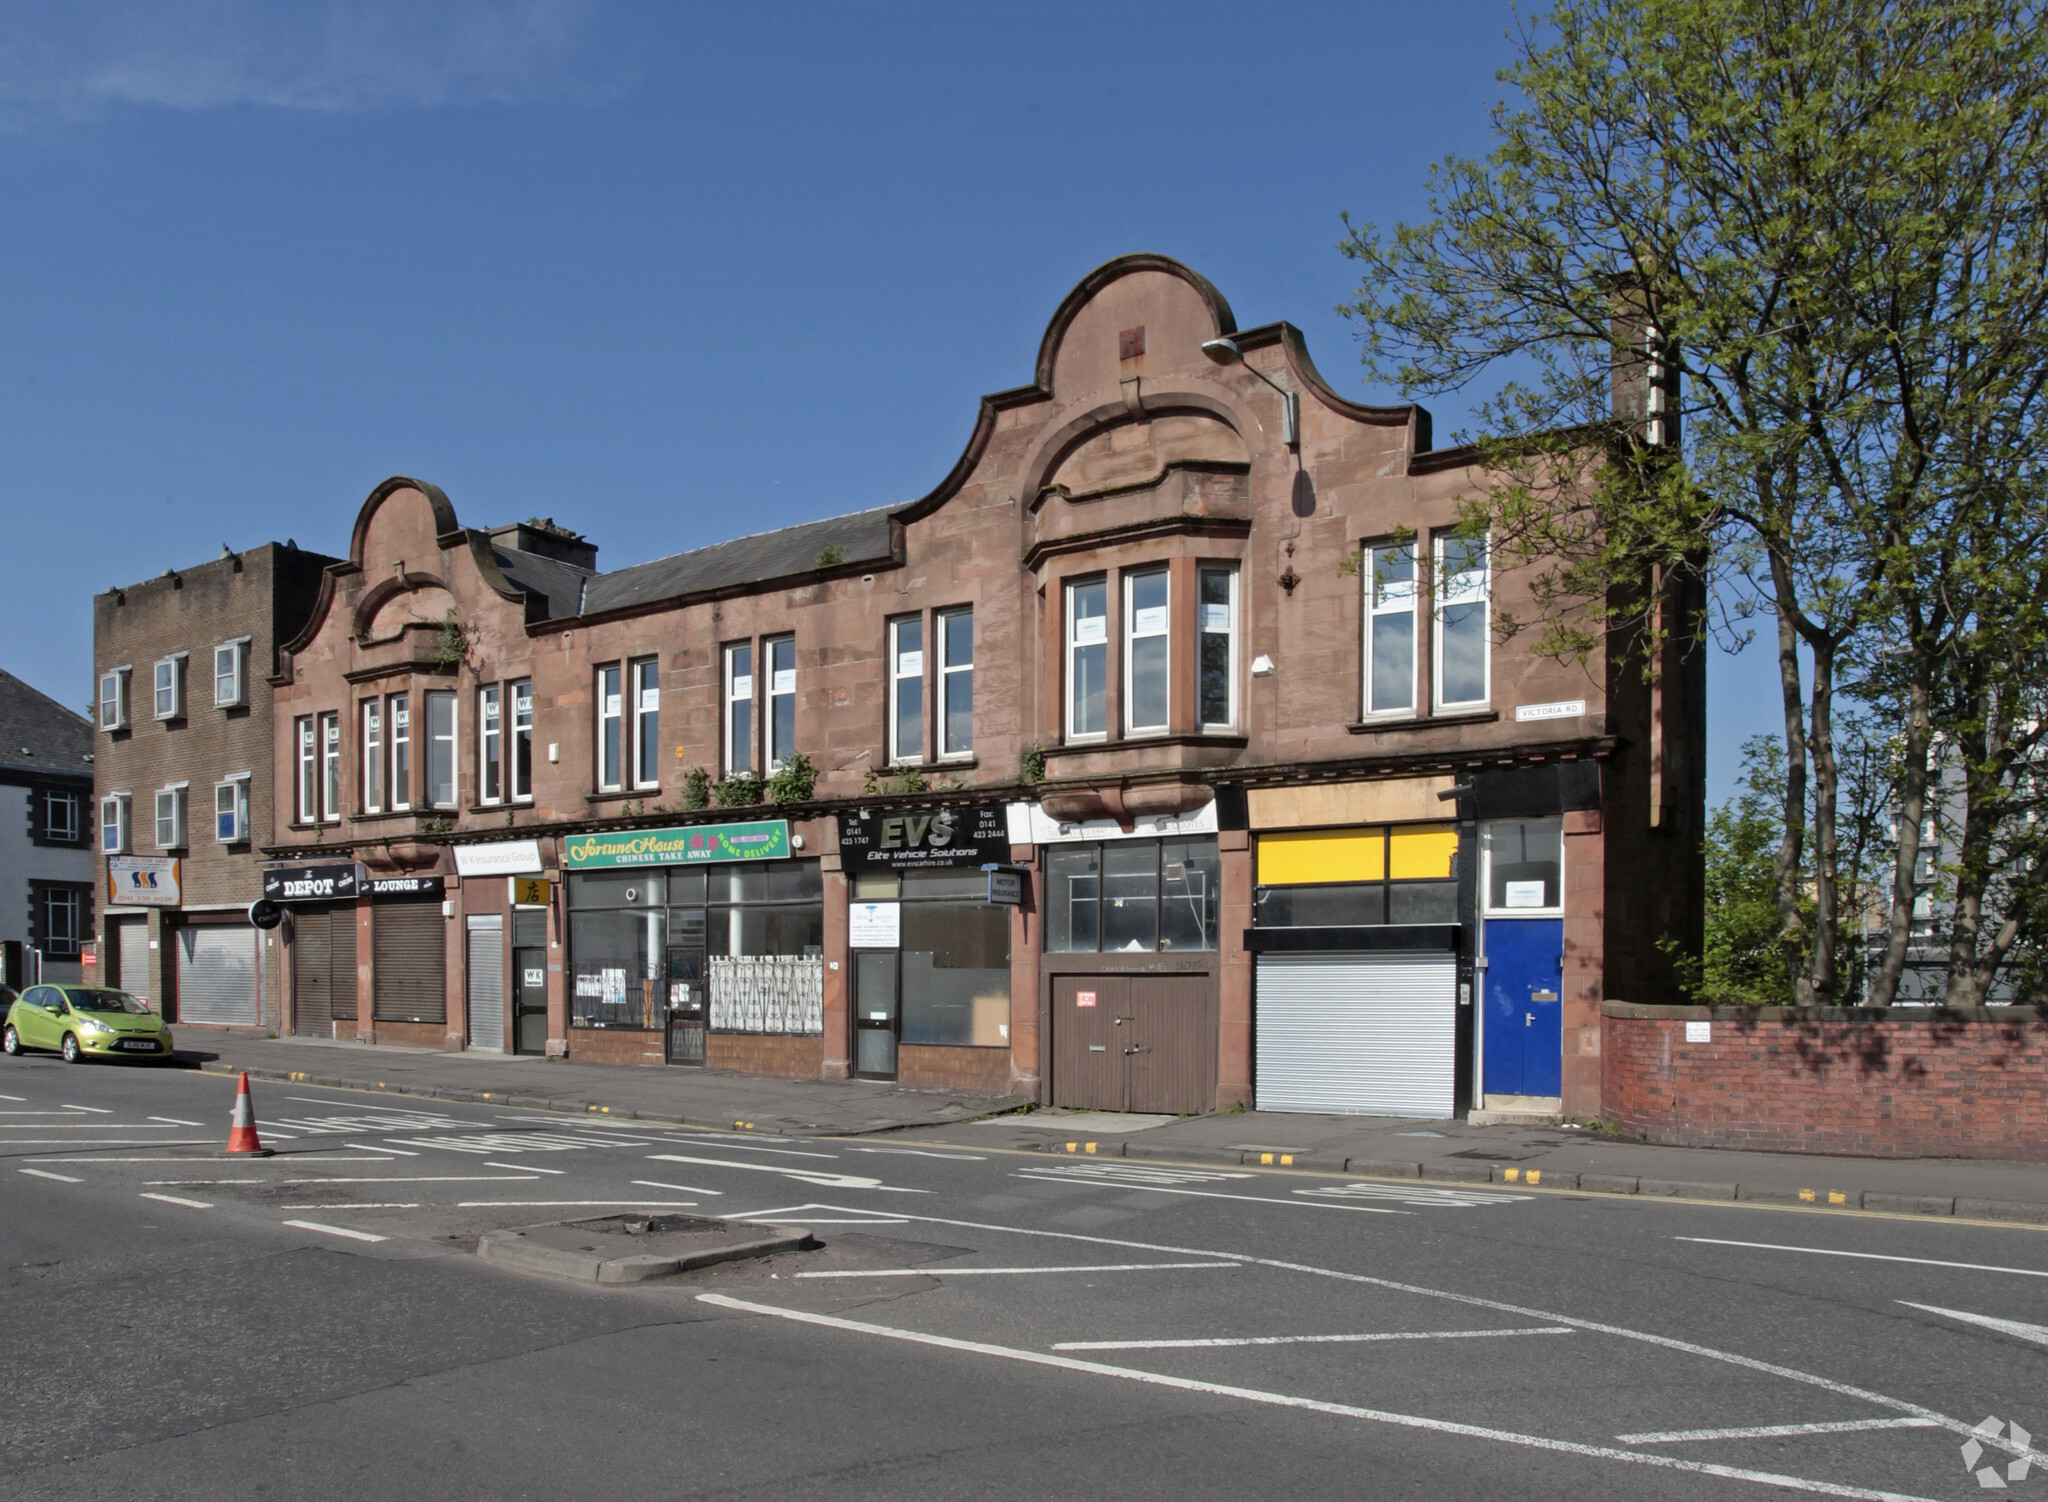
[576,505,898,620]
[0,667,93,782]
[490,545,592,622]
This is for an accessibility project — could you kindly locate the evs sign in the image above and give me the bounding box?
[837,804,1009,872]
[563,819,790,870]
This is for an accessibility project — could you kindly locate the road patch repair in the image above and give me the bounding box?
[477,1212,815,1284]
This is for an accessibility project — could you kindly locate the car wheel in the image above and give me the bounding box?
[1,1025,18,1056]
[60,1032,82,1064]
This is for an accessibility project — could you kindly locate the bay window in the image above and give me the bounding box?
[1066,579,1108,740]
[1434,531,1490,709]
[939,607,973,758]
[510,679,533,801]
[426,690,456,808]
[1124,569,1169,734]
[390,693,411,811]
[1364,540,1418,716]
[889,617,923,764]
[480,684,503,804]
[362,698,384,812]
[633,659,661,789]
[319,711,341,822]
[295,716,316,823]
[1197,566,1236,731]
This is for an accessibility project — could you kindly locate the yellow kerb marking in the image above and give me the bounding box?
[1261,1153,1274,1165]
[1799,1188,1816,1202]
[1525,1169,1539,1185]
[1829,1190,1848,1205]
[1084,1142,1097,1154]
[1504,1167,1520,1182]
[1281,1154,1294,1166]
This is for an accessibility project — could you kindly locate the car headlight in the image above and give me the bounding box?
[80,1018,114,1035]
[159,1029,173,1049]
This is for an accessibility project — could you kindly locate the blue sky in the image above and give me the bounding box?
[0,0,1778,801]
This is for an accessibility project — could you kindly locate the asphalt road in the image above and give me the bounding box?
[6,1059,2048,1501]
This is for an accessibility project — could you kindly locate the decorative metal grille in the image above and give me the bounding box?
[708,955,823,1035]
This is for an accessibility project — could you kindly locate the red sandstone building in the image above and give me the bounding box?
[259,255,1702,1119]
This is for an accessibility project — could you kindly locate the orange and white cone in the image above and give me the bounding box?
[224,1071,273,1157]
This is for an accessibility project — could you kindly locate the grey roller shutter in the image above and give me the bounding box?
[116,919,153,1005]
[176,926,259,1028]
[373,899,446,1023]
[466,915,504,1051]
[294,908,356,1036]
[331,908,357,1032]
[1255,952,1456,1117]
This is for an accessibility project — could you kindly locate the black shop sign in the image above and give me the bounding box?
[837,804,1010,872]
[368,875,444,900]
[262,862,364,903]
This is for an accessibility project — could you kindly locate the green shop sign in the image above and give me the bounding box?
[563,819,790,870]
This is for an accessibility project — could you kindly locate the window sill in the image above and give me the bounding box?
[350,810,420,825]
[586,789,661,806]
[1346,709,1499,734]
[1052,732,1249,752]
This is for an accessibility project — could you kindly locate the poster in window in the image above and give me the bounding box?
[1503,880,1547,909]
[849,902,901,948]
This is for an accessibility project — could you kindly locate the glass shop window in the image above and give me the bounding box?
[1483,818,1563,913]
[1045,839,1219,953]
[1254,823,1460,927]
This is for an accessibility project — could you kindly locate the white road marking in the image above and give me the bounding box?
[648,1152,928,1194]
[795,1262,1239,1280]
[279,1203,420,1210]
[769,1203,2048,1469]
[0,1093,24,1100]
[1898,1302,2048,1346]
[634,1179,724,1195]
[456,1199,696,1208]
[1011,1174,1407,1216]
[1056,1327,1573,1350]
[61,1104,112,1113]
[752,1217,909,1226]
[6,1139,211,1147]
[698,1295,1944,1502]
[28,1154,367,1162]
[1677,1238,2048,1280]
[139,1192,212,1209]
[846,1146,986,1160]
[0,1110,103,1116]
[1298,1181,1530,1208]
[271,1110,465,1134]
[393,1131,652,1154]
[350,1143,414,1156]
[661,1137,838,1159]
[0,1123,186,1129]
[278,1175,540,1184]
[149,1116,203,1126]
[19,1167,82,1183]
[1620,1418,1944,1445]
[1022,1162,1254,1186]
[490,1161,562,1174]
[284,1219,388,1243]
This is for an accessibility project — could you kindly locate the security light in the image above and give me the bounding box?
[1201,338,1298,447]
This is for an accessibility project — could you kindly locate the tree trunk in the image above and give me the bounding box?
[1768,545,1814,1005]
[1869,662,1933,1009]
[1805,636,1839,1003]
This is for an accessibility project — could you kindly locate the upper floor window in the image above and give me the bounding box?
[766,636,796,771]
[153,654,186,721]
[938,607,973,758]
[1435,532,1490,709]
[1124,569,1170,735]
[633,659,661,790]
[320,711,342,822]
[155,783,188,849]
[724,644,753,774]
[362,699,384,813]
[510,679,533,802]
[425,690,457,808]
[1363,541,1417,717]
[597,665,623,792]
[889,617,923,765]
[1197,566,1237,731]
[295,716,317,823]
[43,789,80,843]
[100,793,131,855]
[40,888,82,956]
[480,684,503,805]
[214,774,250,843]
[390,693,412,812]
[99,667,130,731]
[1067,579,1108,740]
[213,639,249,708]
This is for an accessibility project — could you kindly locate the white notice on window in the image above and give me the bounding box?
[640,688,659,710]
[1074,616,1106,646]
[849,902,901,949]
[1201,603,1230,631]
[1685,1020,1712,1043]
[524,969,545,988]
[772,669,796,695]
[575,973,604,998]
[1133,606,1169,636]
[731,675,752,698]
[898,651,923,675]
[601,968,627,1006]
[604,695,621,716]
[1503,880,1547,909]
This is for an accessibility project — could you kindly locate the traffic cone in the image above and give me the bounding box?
[224,1071,273,1157]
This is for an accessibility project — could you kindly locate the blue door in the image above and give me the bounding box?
[1482,919,1564,1097]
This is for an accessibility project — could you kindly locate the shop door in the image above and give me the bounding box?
[115,919,152,1007]
[853,951,899,1079]
[1481,919,1564,1098]
[1052,976,1216,1114]
[1051,976,1121,1109]
[373,900,447,1026]
[665,945,706,1064]
[292,909,355,1037]
[512,909,550,1056]
[465,916,504,1051]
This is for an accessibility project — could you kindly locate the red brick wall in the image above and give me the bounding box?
[1602,1002,2048,1159]
[898,1044,1011,1093]
[567,1027,665,1066]
[707,1033,824,1078]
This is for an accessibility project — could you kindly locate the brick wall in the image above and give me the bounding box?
[1602,1001,2048,1159]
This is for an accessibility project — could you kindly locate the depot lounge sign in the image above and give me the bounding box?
[563,819,789,871]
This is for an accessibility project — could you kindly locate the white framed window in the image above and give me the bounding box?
[597,664,623,792]
[632,659,661,789]
[153,653,186,721]
[295,715,316,823]
[98,667,130,730]
[100,793,131,855]
[1124,568,1170,734]
[724,643,754,774]
[1363,540,1418,716]
[938,607,973,758]
[510,679,533,802]
[213,638,250,708]
[43,789,80,842]
[480,684,503,805]
[1196,566,1237,731]
[319,711,341,822]
[766,636,796,771]
[154,783,188,849]
[390,693,411,811]
[362,699,384,813]
[1066,578,1108,741]
[1482,818,1563,915]
[1434,532,1491,709]
[214,774,251,843]
[426,690,457,808]
[888,616,924,764]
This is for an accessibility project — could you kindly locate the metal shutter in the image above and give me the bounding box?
[175,926,258,1028]
[116,920,153,1005]
[373,899,447,1023]
[1255,952,1456,1117]
[293,908,356,1036]
[466,915,504,1050]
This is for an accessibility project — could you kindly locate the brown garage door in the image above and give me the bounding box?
[292,907,356,1037]
[1052,974,1216,1114]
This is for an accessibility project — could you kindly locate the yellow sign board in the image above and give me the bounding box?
[512,877,553,907]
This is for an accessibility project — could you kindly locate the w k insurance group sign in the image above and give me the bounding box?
[563,819,790,870]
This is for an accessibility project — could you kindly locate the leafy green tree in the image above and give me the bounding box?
[1696,737,1800,1005]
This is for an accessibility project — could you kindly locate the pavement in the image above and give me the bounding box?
[178,1030,2048,1225]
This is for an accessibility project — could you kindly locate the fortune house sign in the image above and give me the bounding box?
[562,820,791,870]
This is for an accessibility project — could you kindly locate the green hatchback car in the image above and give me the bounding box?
[2,984,174,1063]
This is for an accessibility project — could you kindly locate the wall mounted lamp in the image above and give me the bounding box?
[1201,337,1299,448]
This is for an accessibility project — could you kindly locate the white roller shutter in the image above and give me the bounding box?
[466,915,504,1051]
[117,920,153,1005]
[176,926,259,1028]
[1256,952,1456,1117]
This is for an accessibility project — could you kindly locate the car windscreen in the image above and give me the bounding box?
[65,989,151,1014]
